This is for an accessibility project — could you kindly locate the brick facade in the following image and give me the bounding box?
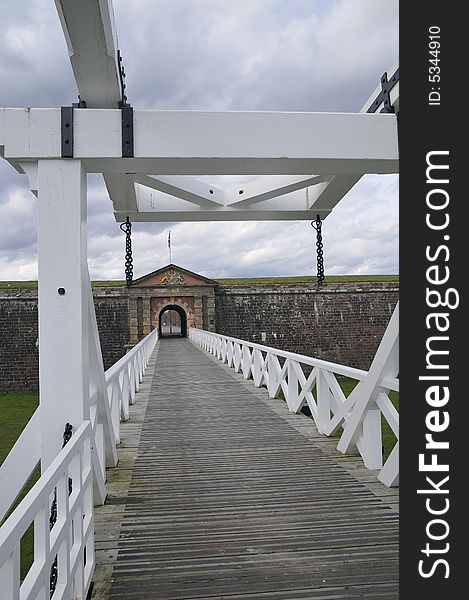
[0,277,398,391]
[215,282,399,371]
[0,289,39,391]
[0,287,129,392]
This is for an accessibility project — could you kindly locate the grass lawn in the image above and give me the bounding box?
[0,274,399,290]
[0,393,40,580]
[216,275,399,285]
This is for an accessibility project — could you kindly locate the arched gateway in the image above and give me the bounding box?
[159,304,187,337]
[129,264,218,343]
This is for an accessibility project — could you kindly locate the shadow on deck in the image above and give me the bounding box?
[92,338,398,600]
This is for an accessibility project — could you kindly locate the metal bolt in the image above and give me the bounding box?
[58,288,66,295]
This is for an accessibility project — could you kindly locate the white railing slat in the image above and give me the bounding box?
[189,319,399,488]
[0,408,41,523]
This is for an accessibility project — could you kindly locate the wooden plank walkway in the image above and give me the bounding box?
[104,338,398,599]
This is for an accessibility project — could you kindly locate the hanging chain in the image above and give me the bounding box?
[120,217,133,287]
[311,215,325,287]
[49,423,73,597]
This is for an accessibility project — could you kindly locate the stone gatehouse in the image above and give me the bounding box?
[129,264,218,343]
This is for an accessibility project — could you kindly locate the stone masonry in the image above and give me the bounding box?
[0,271,398,392]
[215,281,399,371]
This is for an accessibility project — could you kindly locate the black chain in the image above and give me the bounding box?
[49,423,73,597]
[120,217,133,287]
[117,49,128,107]
[311,215,325,287]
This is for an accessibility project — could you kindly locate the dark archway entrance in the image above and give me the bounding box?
[159,304,187,337]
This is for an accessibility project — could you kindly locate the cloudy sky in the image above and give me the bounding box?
[0,0,398,281]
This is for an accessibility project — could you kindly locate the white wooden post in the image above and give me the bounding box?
[358,408,383,469]
[337,303,399,463]
[37,159,90,471]
[241,345,250,379]
[287,360,300,412]
[316,369,333,434]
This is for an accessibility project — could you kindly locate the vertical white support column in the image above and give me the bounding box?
[37,159,89,471]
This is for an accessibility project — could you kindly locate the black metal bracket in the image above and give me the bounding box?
[61,106,74,158]
[121,104,134,158]
[61,97,87,159]
[72,96,87,109]
[366,67,399,114]
[62,52,134,159]
[117,49,128,107]
[118,49,134,158]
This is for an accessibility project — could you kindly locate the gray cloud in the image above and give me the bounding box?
[0,0,398,281]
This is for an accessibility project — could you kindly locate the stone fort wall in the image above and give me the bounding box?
[0,281,398,392]
[215,282,399,371]
[0,287,129,392]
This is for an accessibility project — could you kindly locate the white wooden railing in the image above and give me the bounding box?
[0,421,94,600]
[0,328,158,599]
[190,305,399,488]
[87,328,159,504]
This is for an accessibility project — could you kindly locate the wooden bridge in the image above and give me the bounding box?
[91,337,398,599]
[0,320,399,599]
[0,3,399,597]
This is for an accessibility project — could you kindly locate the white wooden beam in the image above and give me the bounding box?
[134,175,225,207]
[53,0,122,108]
[103,174,138,212]
[306,174,362,211]
[115,209,328,222]
[124,182,331,222]
[1,108,399,175]
[225,175,328,207]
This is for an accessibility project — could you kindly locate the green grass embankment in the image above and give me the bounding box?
[0,393,40,579]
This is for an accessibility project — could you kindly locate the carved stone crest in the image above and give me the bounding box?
[160,269,185,285]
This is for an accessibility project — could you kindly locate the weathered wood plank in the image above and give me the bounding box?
[98,338,398,599]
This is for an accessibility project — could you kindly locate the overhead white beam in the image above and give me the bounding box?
[111,183,331,222]
[103,173,138,212]
[1,108,399,175]
[53,0,122,108]
[114,208,328,222]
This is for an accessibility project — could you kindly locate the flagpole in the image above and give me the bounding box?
[168,230,172,264]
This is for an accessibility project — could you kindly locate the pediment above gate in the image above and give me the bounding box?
[132,264,219,287]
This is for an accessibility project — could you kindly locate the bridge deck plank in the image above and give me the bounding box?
[105,338,398,599]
